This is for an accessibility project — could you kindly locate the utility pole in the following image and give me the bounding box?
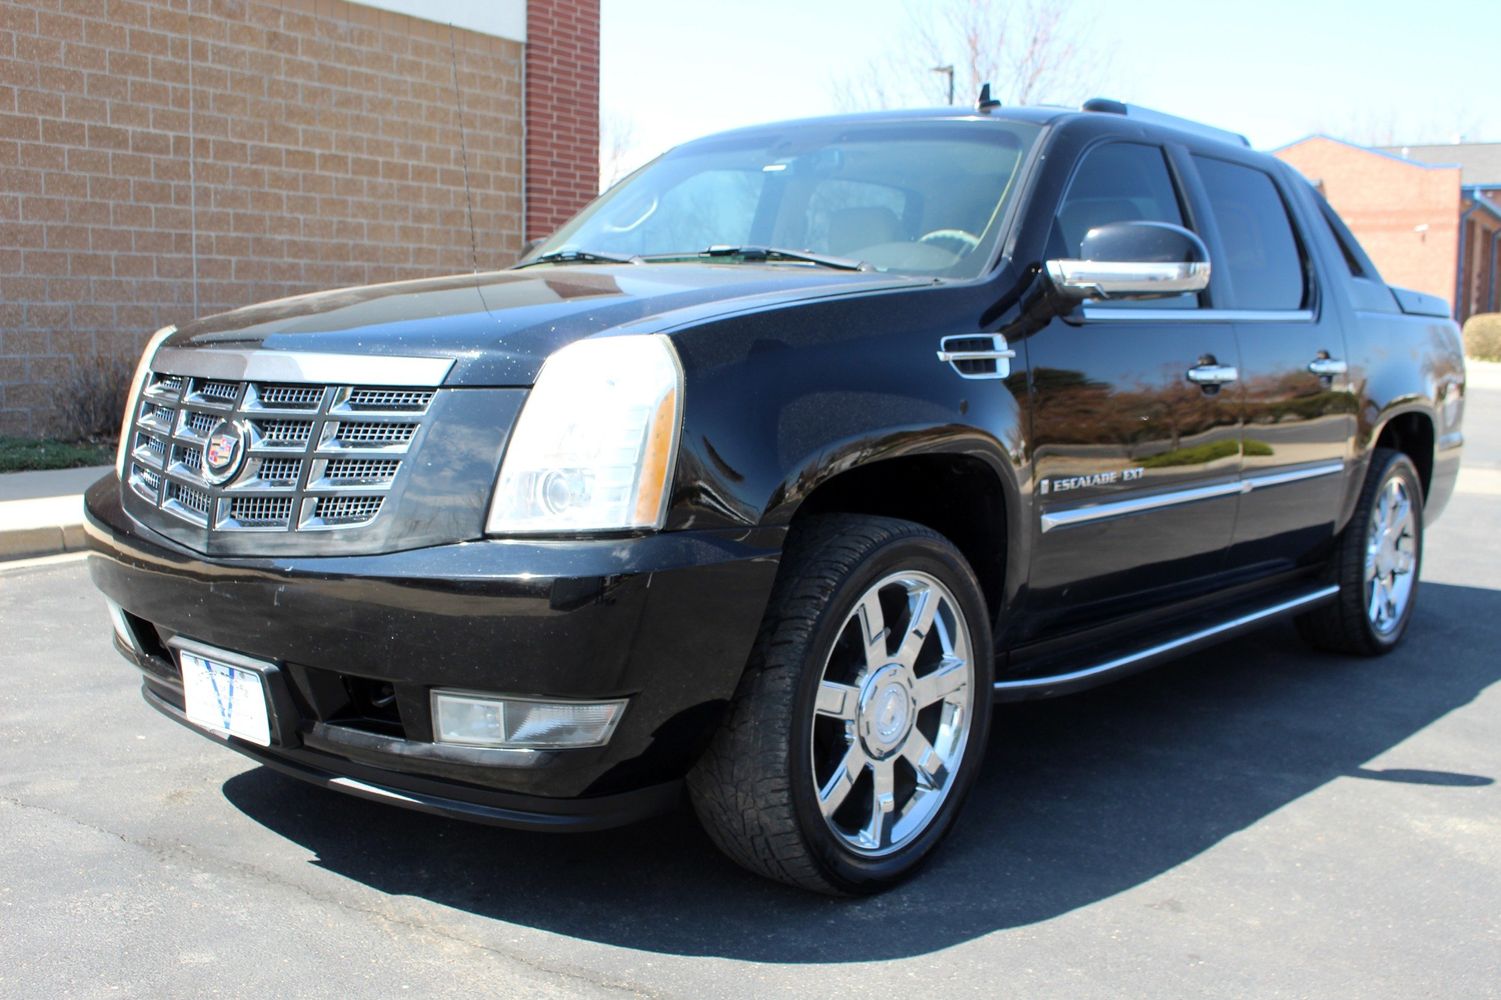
[932,64,955,106]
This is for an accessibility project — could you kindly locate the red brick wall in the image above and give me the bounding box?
[524,0,598,241]
[0,0,525,436]
[1274,137,1461,312]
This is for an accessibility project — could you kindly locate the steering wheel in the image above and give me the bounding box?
[917,229,982,256]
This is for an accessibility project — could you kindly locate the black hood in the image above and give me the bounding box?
[165,264,929,385]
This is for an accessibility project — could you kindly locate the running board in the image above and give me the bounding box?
[993,584,1340,701]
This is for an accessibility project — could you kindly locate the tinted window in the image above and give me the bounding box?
[1054,142,1195,309]
[1055,142,1187,255]
[534,121,1041,279]
[1194,157,1307,310]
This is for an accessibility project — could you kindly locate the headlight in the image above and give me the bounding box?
[486,334,683,534]
[114,325,176,480]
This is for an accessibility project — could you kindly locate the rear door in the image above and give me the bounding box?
[1023,141,1242,637]
[1188,154,1354,574]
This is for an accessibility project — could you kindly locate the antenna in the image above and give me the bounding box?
[447,24,480,274]
[977,83,1001,113]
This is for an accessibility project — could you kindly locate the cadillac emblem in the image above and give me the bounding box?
[201,419,248,485]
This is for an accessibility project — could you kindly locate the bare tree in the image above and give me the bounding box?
[599,110,640,192]
[833,0,1106,112]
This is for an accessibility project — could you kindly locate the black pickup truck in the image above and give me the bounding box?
[87,99,1466,894]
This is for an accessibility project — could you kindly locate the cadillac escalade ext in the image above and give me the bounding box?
[86,98,1466,894]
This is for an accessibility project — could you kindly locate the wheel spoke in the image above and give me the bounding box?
[1368,576,1388,624]
[814,680,860,722]
[913,656,968,707]
[864,758,897,849]
[818,744,867,818]
[895,583,939,667]
[855,590,889,672]
[902,730,951,791]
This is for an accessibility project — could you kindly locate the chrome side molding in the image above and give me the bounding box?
[993,584,1341,701]
[1039,460,1344,533]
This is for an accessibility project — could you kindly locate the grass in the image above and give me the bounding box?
[0,437,115,473]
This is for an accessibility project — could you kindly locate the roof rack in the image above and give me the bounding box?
[1081,98,1250,148]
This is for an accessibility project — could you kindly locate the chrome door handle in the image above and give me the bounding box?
[1186,363,1239,386]
[1308,357,1348,376]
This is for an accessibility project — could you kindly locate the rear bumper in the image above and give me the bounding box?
[85,476,782,827]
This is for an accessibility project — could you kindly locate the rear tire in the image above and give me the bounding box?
[688,514,994,895]
[1296,448,1423,656]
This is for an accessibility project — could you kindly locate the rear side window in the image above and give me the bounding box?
[1193,157,1307,310]
[1056,142,1196,309]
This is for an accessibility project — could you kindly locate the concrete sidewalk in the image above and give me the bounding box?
[0,465,108,560]
[2,361,1499,563]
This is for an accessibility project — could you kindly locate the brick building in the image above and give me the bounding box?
[1273,135,1501,324]
[0,0,599,436]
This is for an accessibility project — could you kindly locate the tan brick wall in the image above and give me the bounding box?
[0,0,525,436]
[1275,136,1461,311]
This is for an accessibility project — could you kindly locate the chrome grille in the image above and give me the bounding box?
[325,458,401,483]
[256,384,324,409]
[323,420,418,447]
[252,419,315,446]
[309,495,384,525]
[184,411,217,438]
[120,369,435,533]
[344,388,433,411]
[227,496,295,527]
[254,458,302,485]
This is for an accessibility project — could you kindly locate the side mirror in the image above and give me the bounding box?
[1045,221,1211,302]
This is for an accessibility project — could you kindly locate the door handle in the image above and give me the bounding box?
[1186,363,1239,386]
[1307,357,1348,377]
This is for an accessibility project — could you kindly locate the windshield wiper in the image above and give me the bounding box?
[513,249,641,269]
[644,246,870,271]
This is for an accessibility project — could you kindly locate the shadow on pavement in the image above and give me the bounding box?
[222,581,1501,962]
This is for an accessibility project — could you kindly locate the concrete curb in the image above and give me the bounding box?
[0,466,107,563]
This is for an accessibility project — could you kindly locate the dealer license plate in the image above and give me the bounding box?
[179,650,272,746]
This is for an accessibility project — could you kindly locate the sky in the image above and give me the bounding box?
[600,0,1499,182]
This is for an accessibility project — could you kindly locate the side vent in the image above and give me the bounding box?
[936,334,1016,380]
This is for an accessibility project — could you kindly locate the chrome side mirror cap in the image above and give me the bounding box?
[1045,221,1211,302]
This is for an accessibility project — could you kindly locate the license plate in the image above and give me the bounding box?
[180,650,272,746]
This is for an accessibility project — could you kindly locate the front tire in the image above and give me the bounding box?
[1297,448,1424,655]
[688,514,994,895]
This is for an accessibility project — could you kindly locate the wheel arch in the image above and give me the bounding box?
[773,446,1023,629]
[1371,407,1435,501]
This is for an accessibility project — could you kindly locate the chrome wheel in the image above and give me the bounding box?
[810,570,975,857]
[1364,475,1417,635]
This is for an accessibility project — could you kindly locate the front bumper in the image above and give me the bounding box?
[85,476,782,828]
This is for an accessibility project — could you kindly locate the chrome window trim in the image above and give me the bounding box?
[993,584,1340,696]
[1081,307,1315,323]
[152,348,454,387]
[1039,460,1344,533]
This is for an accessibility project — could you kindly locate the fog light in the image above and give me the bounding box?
[430,691,626,749]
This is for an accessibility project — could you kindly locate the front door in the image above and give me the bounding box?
[1020,141,1242,639]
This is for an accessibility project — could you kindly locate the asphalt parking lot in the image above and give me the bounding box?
[3,388,1498,998]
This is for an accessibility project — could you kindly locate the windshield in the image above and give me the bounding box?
[527,119,1042,280]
